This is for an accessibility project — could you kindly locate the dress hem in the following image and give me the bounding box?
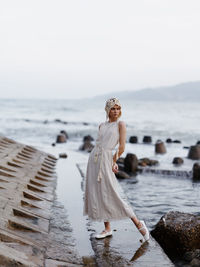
[83,213,136,222]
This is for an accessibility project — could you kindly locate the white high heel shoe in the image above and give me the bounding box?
[139,220,150,242]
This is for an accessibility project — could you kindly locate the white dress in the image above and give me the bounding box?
[83,119,136,222]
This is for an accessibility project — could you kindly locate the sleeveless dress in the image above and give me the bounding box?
[83,119,136,222]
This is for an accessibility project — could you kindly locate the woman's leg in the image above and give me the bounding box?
[95,221,112,238]
[131,216,146,235]
[104,221,111,232]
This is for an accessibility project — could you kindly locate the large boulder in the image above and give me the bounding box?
[116,157,125,171]
[155,140,166,154]
[83,135,94,142]
[138,157,159,166]
[183,250,200,266]
[79,141,94,152]
[166,138,172,143]
[193,163,200,180]
[129,136,138,143]
[151,211,200,259]
[56,134,67,143]
[172,157,184,165]
[116,157,124,164]
[188,145,200,160]
[124,153,138,174]
[60,130,69,139]
[115,170,130,179]
[79,135,94,152]
[143,136,152,143]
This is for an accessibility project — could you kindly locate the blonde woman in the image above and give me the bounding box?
[83,98,149,241]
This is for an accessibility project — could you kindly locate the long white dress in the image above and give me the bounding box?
[83,119,136,222]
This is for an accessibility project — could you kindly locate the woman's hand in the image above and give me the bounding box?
[112,163,118,173]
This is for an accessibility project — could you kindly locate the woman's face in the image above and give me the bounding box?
[109,104,121,120]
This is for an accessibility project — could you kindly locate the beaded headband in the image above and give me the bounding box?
[105,98,122,121]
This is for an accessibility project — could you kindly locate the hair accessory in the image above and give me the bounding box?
[105,98,121,121]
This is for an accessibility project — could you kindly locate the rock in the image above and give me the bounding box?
[116,158,125,171]
[54,119,68,124]
[60,130,69,139]
[79,141,94,152]
[52,143,56,146]
[83,135,94,142]
[138,157,159,166]
[172,157,184,165]
[129,136,138,143]
[183,249,200,266]
[117,157,124,164]
[166,138,172,143]
[79,135,94,152]
[56,134,67,143]
[43,120,48,124]
[151,160,159,166]
[115,170,130,179]
[191,258,200,267]
[117,163,124,171]
[196,141,200,145]
[143,136,152,143]
[59,153,68,158]
[193,163,200,180]
[155,140,166,154]
[139,161,147,167]
[151,211,200,259]
[183,249,200,263]
[188,145,200,160]
[183,146,190,149]
[124,153,138,174]
[55,119,62,123]
[173,140,181,143]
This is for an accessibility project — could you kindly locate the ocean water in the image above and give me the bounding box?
[0,98,200,146]
[0,98,199,229]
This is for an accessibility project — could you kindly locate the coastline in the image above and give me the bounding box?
[0,135,84,266]
[0,134,174,266]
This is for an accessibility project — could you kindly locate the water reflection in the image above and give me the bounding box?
[92,233,150,266]
[130,241,149,262]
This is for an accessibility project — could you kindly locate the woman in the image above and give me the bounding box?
[83,98,149,241]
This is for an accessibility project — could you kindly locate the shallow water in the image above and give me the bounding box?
[1,98,200,264]
[120,174,200,229]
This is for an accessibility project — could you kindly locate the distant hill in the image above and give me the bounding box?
[91,81,200,102]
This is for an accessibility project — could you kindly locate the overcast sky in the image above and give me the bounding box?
[0,0,199,99]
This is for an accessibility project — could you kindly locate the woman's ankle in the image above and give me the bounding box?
[135,220,142,229]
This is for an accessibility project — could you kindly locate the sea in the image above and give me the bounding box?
[0,98,200,230]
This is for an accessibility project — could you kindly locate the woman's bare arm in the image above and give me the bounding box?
[99,123,103,130]
[112,121,126,164]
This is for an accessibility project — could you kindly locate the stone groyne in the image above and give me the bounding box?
[0,136,84,267]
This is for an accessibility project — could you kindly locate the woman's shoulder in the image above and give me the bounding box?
[118,120,126,127]
[118,120,126,132]
[98,122,105,130]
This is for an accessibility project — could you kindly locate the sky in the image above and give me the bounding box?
[0,0,200,99]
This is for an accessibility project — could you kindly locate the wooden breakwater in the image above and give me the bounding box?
[0,136,84,267]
